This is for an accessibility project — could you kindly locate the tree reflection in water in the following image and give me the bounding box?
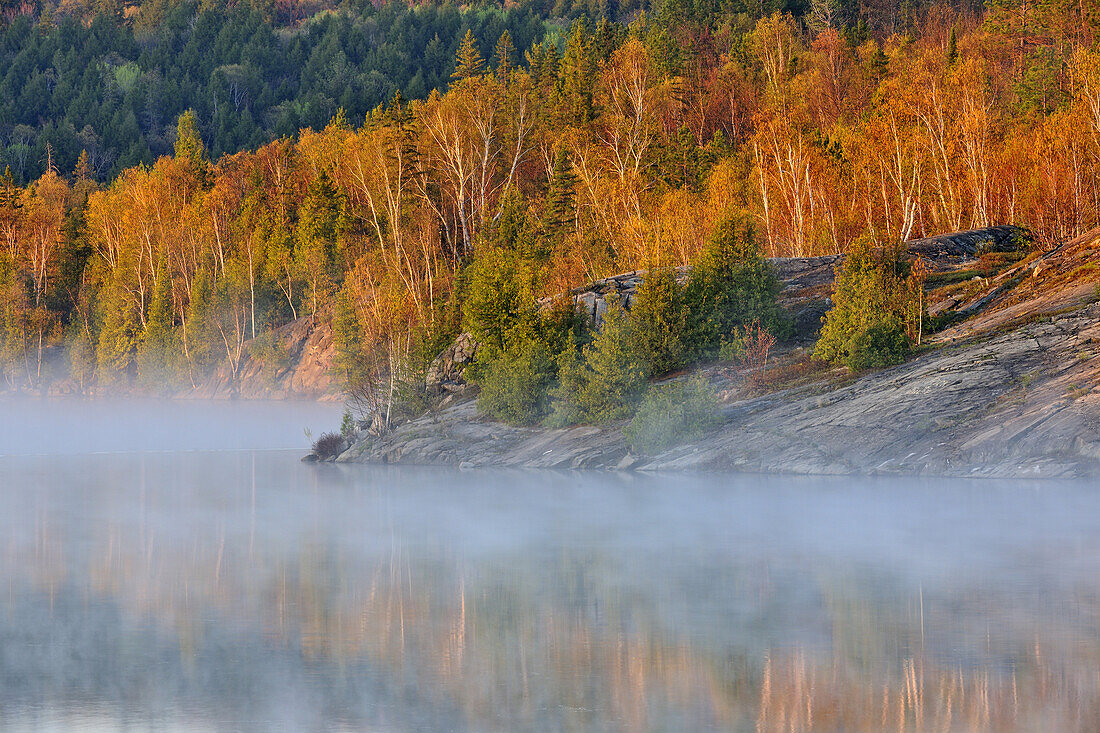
[0,451,1097,731]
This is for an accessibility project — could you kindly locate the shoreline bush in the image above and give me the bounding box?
[624,377,721,455]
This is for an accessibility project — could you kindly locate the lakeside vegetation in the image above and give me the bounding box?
[0,0,1098,431]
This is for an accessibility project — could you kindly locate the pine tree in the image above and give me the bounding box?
[561,19,597,123]
[452,30,485,81]
[73,150,92,182]
[0,168,21,211]
[296,172,346,323]
[96,281,140,385]
[545,149,577,234]
[184,267,215,380]
[549,297,647,426]
[137,260,178,387]
[947,27,958,64]
[683,214,784,357]
[494,31,515,81]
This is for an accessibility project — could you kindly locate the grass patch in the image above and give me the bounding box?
[926,269,980,288]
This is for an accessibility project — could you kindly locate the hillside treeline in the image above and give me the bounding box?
[0,0,548,182]
[1,0,1099,399]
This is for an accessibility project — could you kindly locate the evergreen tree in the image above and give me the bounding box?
[683,214,785,357]
[494,30,515,81]
[95,281,140,385]
[296,171,345,322]
[630,268,689,377]
[184,267,215,380]
[813,236,916,371]
[462,246,538,355]
[452,30,485,81]
[174,109,206,169]
[137,260,178,387]
[560,19,597,123]
[545,149,577,234]
[549,297,647,426]
[73,150,92,182]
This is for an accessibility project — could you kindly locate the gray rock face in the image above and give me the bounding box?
[341,302,1100,478]
[425,332,478,395]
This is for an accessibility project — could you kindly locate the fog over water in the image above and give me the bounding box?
[0,400,1097,731]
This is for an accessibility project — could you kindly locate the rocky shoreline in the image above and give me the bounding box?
[338,303,1100,477]
[335,226,1100,479]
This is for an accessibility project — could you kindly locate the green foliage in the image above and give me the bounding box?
[183,267,216,377]
[136,262,180,388]
[814,237,915,371]
[624,377,721,455]
[296,171,346,318]
[846,321,909,372]
[462,247,539,355]
[68,321,97,392]
[630,267,689,377]
[469,290,585,425]
[95,280,140,385]
[453,29,485,80]
[0,5,548,183]
[683,213,786,358]
[476,337,557,424]
[545,149,577,235]
[248,328,291,385]
[549,298,647,426]
[331,283,368,393]
[174,110,206,170]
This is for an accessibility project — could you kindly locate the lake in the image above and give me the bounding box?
[0,400,1097,731]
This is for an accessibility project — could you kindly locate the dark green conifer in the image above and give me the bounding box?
[545,149,577,234]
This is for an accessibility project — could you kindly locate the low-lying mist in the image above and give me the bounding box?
[0,402,1096,730]
[0,397,342,456]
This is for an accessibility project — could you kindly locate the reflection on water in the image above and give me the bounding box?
[0,412,1098,730]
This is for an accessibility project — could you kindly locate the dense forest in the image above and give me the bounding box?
[1,0,1099,424]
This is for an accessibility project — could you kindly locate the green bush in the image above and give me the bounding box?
[476,338,557,424]
[683,213,787,357]
[630,267,690,377]
[814,236,917,370]
[467,292,587,425]
[845,320,908,371]
[624,377,722,455]
[549,299,648,426]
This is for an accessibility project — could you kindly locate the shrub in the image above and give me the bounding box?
[312,431,344,460]
[468,296,587,426]
[630,267,689,377]
[476,338,557,424]
[624,377,722,455]
[683,213,787,357]
[814,236,917,370]
[549,298,648,426]
[738,319,777,388]
[341,409,356,439]
[845,320,908,371]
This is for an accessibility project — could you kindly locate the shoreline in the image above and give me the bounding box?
[336,299,1100,480]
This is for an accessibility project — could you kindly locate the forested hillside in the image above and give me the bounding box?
[1,0,1099,406]
[0,0,548,182]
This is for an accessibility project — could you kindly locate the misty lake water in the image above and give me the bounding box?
[0,401,1097,731]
